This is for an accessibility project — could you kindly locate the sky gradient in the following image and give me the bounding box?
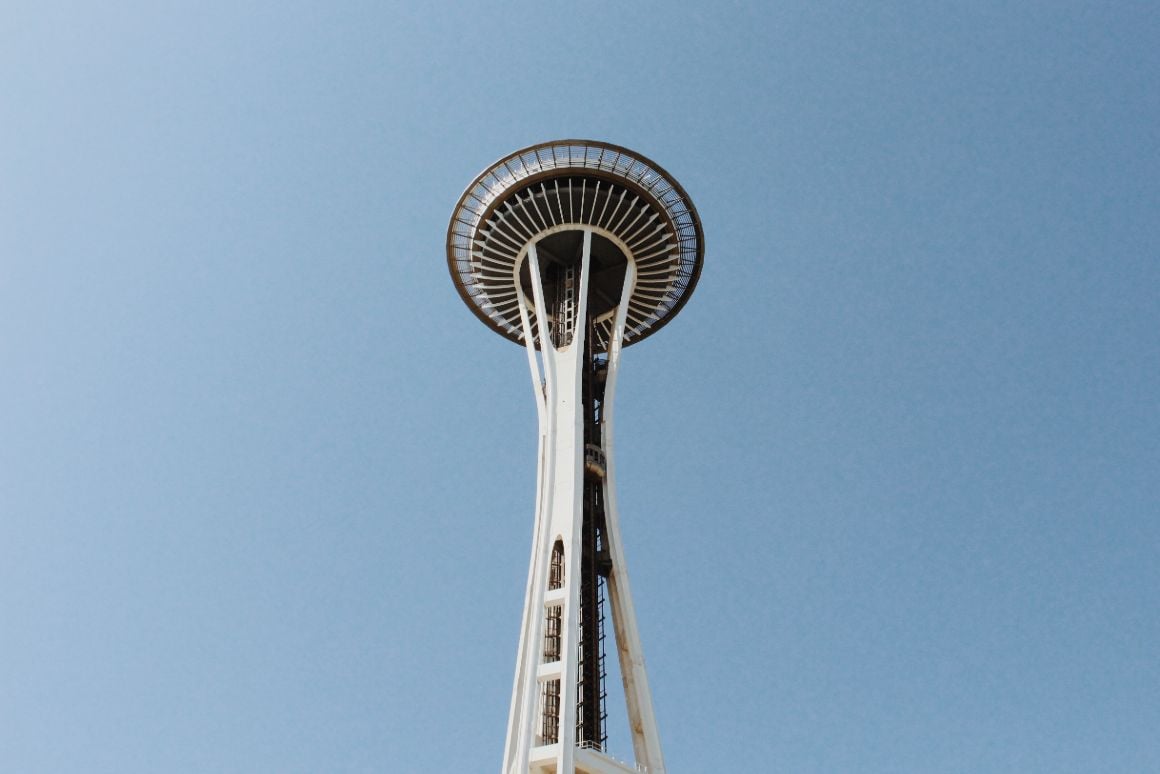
[2,2,1158,772]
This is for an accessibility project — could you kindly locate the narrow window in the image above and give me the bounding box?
[543,604,562,663]
[549,540,565,590]
[540,679,561,745]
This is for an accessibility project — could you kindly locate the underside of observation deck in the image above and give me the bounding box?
[447,140,704,351]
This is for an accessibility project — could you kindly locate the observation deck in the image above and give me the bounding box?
[446,140,704,350]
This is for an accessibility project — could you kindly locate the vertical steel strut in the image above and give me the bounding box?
[500,224,670,774]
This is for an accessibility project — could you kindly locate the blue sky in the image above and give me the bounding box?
[2,2,1157,772]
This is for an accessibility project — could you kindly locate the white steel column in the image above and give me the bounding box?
[502,228,664,774]
[504,231,592,774]
[600,257,665,773]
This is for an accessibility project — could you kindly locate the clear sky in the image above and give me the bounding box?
[2,2,1157,772]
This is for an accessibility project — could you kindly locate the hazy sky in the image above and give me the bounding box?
[2,2,1157,772]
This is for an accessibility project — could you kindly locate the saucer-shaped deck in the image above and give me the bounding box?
[447,140,704,350]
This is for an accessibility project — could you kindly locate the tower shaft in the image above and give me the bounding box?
[502,229,664,774]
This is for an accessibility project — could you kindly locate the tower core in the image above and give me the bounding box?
[447,140,703,774]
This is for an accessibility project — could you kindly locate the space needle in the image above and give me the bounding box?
[447,140,704,774]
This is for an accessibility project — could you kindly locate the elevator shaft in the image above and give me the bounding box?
[578,329,610,749]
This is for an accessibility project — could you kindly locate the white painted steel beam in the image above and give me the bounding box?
[502,228,664,774]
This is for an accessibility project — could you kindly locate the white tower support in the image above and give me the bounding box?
[446,141,704,774]
[500,233,663,774]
